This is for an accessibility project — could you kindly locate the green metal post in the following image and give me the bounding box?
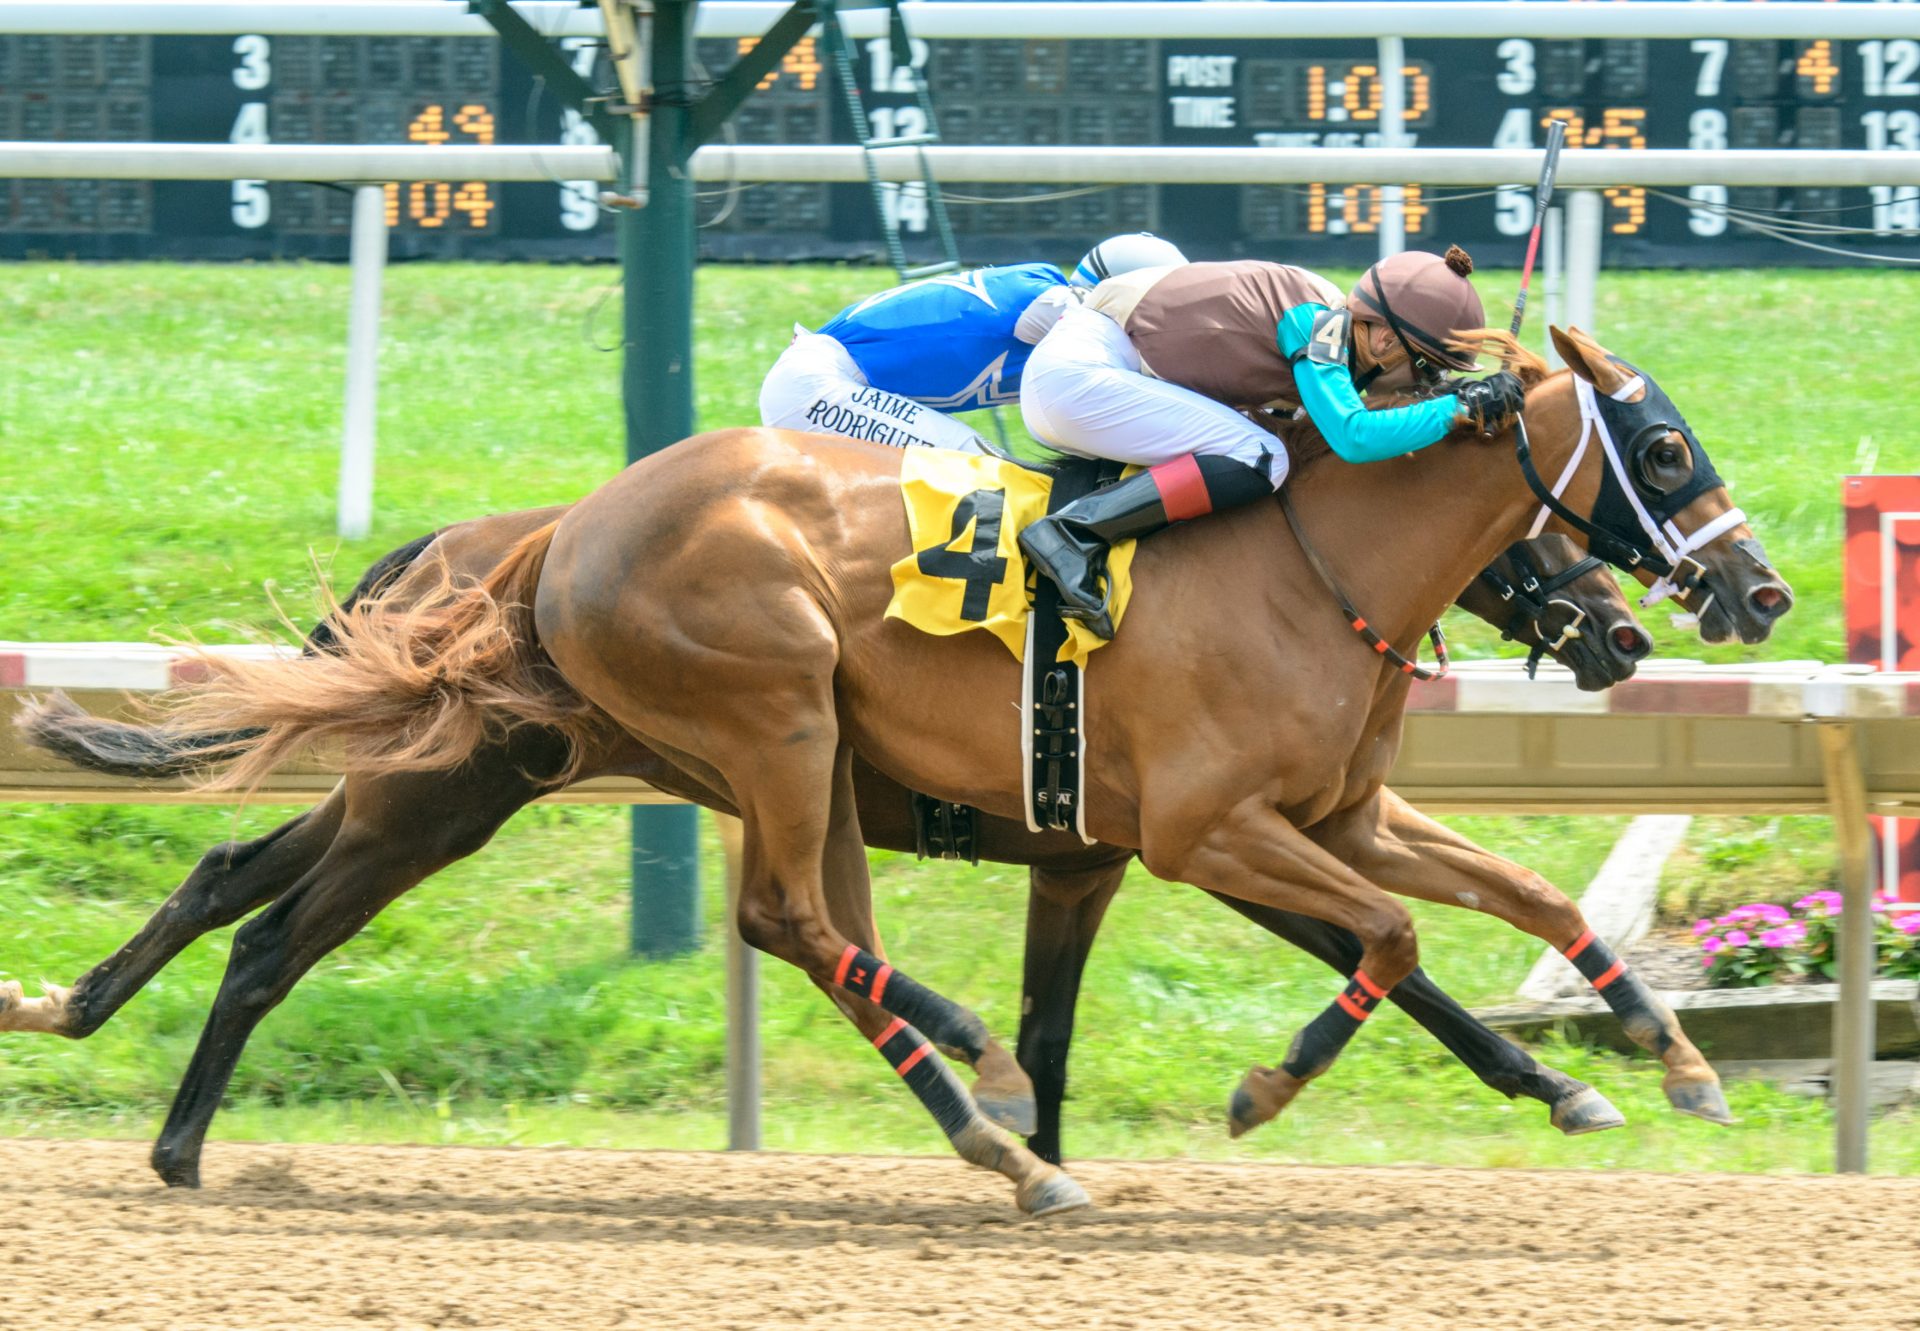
[624,0,701,958]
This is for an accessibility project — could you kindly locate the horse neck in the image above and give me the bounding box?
[1266,374,1584,654]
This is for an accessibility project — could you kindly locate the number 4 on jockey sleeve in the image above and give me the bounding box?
[1305,308,1351,367]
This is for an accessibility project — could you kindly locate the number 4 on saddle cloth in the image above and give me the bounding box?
[886,449,1133,843]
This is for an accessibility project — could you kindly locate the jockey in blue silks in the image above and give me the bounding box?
[758,234,1188,453]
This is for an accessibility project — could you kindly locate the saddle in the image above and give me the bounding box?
[907,448,1121,856]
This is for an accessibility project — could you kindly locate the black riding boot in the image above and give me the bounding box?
[1018,454,1272,640]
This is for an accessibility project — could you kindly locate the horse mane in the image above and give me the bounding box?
[1447,328,1552,386]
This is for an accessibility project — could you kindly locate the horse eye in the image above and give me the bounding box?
[1655,445,1681,466]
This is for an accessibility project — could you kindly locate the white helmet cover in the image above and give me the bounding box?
[1071,233,1188,290]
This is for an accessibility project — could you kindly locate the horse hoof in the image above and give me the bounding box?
[150,1143,202,1189]
[1666,1078,1735,1126]
[1016,1169,1091,1218]
[1227,1087,1260,1140]
[1550,1086,1626,1136]
[973,1087,1038,1138]
[1228,1066,1299,1139]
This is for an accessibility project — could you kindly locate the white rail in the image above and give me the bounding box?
[682,145,1920,190]
[8,142,1911,190]
[0,142,619,183]
[5,1,1920,40]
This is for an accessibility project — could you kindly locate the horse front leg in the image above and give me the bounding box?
[1143,795,1421,1138]
[1205,889,1623,1136]
[0,790,345,1039]
[1324,790,1731,1127]
[1016,856,1129,1165]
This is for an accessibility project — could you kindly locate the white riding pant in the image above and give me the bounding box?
[759,330,992,455]
[1019,305,1290,488]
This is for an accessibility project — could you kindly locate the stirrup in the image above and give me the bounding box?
[1055,580,1115,640]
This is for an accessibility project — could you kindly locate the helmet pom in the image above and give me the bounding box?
[1443,245,1474,277]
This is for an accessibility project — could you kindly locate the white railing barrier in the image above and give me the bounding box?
[6,2,1920,40]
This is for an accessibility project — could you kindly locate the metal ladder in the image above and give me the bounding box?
[813,0,962,281]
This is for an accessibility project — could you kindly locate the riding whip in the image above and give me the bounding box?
[1508,119,1568,340]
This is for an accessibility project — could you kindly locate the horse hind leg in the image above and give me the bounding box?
[734,741,1082,1216]
[0,791,346,1039]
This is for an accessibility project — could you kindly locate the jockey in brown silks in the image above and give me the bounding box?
[1017,246,1530,639]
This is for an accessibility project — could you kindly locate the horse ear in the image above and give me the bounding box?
[1550,326,1641,399]
[1549,325,1587,378]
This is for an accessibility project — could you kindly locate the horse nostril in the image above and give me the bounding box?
[1610,624,1653,662]
[1749,584,1790,619]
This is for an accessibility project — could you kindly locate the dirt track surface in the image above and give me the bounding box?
[4,1139,1917,1331]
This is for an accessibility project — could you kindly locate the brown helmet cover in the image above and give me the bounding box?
[1346,245,1486,373]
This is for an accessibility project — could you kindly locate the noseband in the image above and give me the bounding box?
[1479,542,1606,678]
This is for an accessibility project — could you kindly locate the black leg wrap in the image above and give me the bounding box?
[1564,930,1671,1055]
[834,946,989,1063]
[873,1019,976,1141]
[1279,974,1382,1081]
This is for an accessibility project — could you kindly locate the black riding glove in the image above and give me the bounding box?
[1454,371,1526,437]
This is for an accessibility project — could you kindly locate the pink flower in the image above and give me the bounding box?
[1725,930,1751,948]
[1758,929,1790,948]
[1895,914,1920,937]
[1692,919,1717,936]
[1701,936,1725,954]
[1796,891,1843,915]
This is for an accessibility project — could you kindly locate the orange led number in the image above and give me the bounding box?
[1795,40,1839,95]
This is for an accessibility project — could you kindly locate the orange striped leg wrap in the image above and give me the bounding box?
[833,945,990,1064]
[1561,929,1628,993]
[1562,929,1673,1054]
[1281,970,1386,1081]
[871,1017,975,1140]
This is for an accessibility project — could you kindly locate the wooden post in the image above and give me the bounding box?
[1818,721,1876,1173]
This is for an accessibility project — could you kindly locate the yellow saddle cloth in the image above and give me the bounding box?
[885,449,1136,669]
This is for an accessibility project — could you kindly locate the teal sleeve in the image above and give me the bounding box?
[1277,304,1462,464]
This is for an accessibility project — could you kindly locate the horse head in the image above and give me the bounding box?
[1525,327,1794,646]
[1455,533,1651,691]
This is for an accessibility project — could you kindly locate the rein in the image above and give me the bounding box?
[1276,486,1449,682]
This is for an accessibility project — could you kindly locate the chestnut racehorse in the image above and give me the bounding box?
[12,328,1790,1210]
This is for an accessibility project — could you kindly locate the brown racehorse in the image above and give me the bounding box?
[9,514,1642,1188]
[13,328,1791,1211]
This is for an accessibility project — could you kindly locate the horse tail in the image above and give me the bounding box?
[70,520,599,793]
[13,527,452,782]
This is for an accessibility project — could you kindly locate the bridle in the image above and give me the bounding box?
[1514,364,1746,609]
[1283,356,1739,682]
[1477,541,1607,678]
